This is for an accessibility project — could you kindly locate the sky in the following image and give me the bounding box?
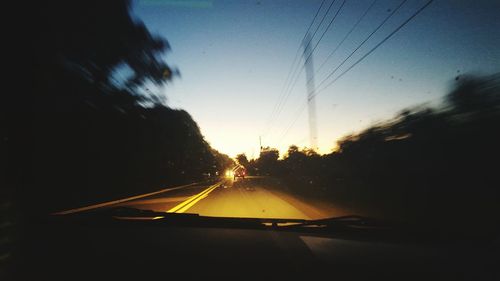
[130,0,500,158]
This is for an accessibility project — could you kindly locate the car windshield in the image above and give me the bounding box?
[6,0,500,234]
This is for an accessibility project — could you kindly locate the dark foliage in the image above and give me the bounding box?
[3,0,232,215]
[248,73,500,232]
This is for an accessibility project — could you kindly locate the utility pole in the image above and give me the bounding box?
[302,32,318,151]
[259,136,263,152]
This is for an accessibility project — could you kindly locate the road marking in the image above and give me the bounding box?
[166,182,220,213]
[53,182,202,215]
[167,181,222,213]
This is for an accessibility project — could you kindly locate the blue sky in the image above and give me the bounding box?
[131,0,500,158]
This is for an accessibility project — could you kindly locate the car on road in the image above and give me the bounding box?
[233,166,246,180]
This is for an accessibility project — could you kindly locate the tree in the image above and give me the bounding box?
[256,147,279,175]
[446,74,500,114]
[236,153,250,168]
[28,0,177,109]
[7,0,231,215]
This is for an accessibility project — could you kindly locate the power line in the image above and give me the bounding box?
[262,0,327,137]
[302,0,338,59]
[312,0,378,84]
[314,0,409,92]
[312,0,434,99]
[269,0,338,132]
[282,0,338,95]
[269,0,347,141]
[303,0,347,68]
[280,0,434,146]
[276,0,342,117]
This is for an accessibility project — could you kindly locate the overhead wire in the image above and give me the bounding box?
[314,0,409,92]
[312,0,379,84]
[312,0,434,99]
[279,0,434,145]
[263,0,337,137]
[270,0,348,143]
[263,0,327,137]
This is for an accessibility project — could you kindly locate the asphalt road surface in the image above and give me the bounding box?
[56,176,347,219]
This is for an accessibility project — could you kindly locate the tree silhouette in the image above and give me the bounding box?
[236,153,250,168]
[254,147,279,176]
[242,73,500,233]
[6,0,231,215]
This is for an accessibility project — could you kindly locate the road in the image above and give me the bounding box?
[56,176,348,219]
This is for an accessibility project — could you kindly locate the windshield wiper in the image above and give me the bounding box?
[52,207,499,242]
[52,206,392,231]
[283,215,394,228]
[96,207,383,225]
